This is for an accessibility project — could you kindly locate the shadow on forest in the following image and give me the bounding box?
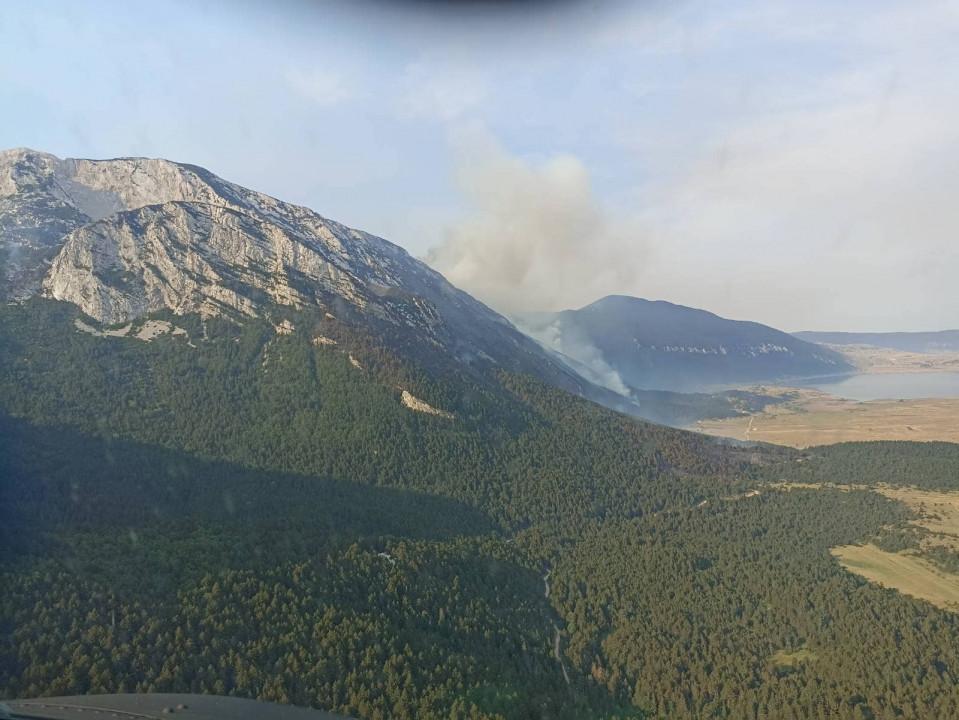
[1,413,497,553]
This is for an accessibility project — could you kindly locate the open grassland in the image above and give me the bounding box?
[831,544,959,610]
[880,486,959,549]
[695,389,959,448]
[830,344,959,374]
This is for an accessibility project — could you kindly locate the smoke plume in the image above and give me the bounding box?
[426,127,643,315]
[524,317,632,396]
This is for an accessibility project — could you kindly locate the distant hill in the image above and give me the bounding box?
[516,295,851,393]
[795,329,959,353]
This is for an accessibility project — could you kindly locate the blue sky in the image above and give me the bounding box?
[2,0,958,331]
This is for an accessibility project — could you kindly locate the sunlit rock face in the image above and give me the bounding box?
[2,148,425,325]
[43,201,372,325]
[0,148,475,328]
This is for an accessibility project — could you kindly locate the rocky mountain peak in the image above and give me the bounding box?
[1,147,234,220]
[0,148,596,398]
[1,149,430,323]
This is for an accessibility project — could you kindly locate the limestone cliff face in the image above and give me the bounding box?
[0,149,467,329]
[0,148,592,392]
[1,150,217,220]
[44,201,379,325]
[0,150,93,298]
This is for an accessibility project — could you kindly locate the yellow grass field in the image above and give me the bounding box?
[831,344,959,374]
[880,487,959,550]
[831,544,959,610]
[694,389,959,448]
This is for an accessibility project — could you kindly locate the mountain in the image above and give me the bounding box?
[0,148,760,426]
[0,150,756,716]
[5,150,959,719]
[795,329,959,353]
[516,295,852,393]
[0,148,612,401]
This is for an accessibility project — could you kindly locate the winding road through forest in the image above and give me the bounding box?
[543,568,571,686]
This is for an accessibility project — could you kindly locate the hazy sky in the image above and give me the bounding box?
[2,0,957,331]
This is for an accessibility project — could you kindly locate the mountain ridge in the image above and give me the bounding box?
[516,294,852,393]
[0,147,603,403]
[795,329,959,353]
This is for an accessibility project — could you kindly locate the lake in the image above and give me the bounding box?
[793,372,959,401]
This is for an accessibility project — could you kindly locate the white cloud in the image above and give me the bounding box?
[422,2,959,331]
[631,10,959,330]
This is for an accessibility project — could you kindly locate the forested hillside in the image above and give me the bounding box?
[5,299,959,719]
[776,442,959,491]
[0,300,749,528]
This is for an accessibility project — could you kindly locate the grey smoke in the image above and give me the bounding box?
[513,314,632,397]
[426,126,643,315]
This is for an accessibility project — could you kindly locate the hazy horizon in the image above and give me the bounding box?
[2,0,957,332]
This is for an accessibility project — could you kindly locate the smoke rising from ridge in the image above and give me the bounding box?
[521,317,632,396]
[426,127,643,315]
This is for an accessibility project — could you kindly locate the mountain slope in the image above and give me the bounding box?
[0,297,749,529]
[0,295,751,718]
[517,295,851,393]
[0,148,608,404]
[795,329,959,353]
[0,148,761,426]
[7,301,959,720]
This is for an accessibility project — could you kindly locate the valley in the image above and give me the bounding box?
[692,338,959,447]
[695,386,959,447]
[828,343,959,374]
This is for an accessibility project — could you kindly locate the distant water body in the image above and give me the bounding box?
[793,372,959,401]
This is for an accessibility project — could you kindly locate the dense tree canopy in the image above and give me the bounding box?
[4,300,959,719]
